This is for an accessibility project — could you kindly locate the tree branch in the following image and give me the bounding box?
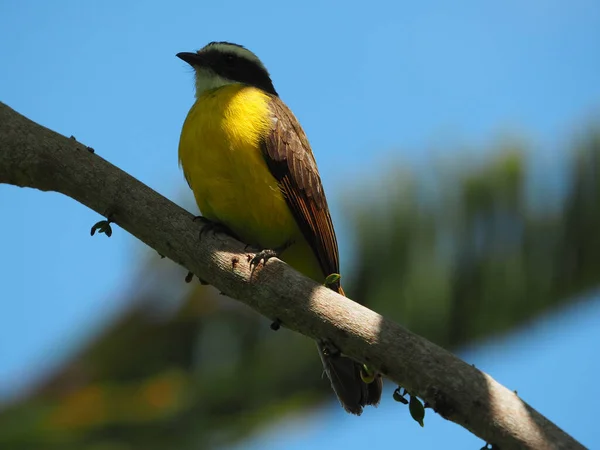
[0,101,584,450]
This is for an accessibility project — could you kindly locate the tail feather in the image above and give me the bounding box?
[317,343,382,415]
[316,283,383,415]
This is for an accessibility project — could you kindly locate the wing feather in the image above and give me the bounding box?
[261,96,340,285]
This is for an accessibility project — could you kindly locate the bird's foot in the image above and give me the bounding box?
[248,241,292,272]
[249,248,279,270]
[193,216,238,240]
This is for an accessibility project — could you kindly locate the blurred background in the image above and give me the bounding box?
[1,1,600,448]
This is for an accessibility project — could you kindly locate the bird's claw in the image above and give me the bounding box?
[249,248,278,271]
[193,216,237,240]
[248,241,292,272]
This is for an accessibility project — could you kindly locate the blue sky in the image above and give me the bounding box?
[1,0,599,448]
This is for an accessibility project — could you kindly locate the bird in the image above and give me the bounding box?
[177,41,382,415]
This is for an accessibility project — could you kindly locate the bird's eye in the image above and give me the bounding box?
[225,54,235,64]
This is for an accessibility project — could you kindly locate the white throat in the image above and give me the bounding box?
[194,68,234,98]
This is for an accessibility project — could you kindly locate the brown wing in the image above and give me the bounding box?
[261,96,340,283]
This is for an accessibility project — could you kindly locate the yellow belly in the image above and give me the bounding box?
[178,84,323,282]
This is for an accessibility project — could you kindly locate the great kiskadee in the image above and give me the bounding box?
[177,41,382,415]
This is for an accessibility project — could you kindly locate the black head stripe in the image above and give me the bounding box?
[201,47,278,96]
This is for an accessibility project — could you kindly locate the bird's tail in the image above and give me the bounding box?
[317,285,383,415]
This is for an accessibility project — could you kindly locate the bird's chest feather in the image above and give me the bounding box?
[178,85,297,247]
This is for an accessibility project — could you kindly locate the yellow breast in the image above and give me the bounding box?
[178,84,300,250]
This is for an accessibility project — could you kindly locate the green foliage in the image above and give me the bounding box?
[323,273,341,287]
[393,387,409,405]
[391,387,424,426]
[349,130,600,349]
[409,394,425,427]
[359,364,376,384]
[3,127,600,449]
[90,219,113,238]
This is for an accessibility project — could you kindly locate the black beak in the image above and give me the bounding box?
[176,52,204,66]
